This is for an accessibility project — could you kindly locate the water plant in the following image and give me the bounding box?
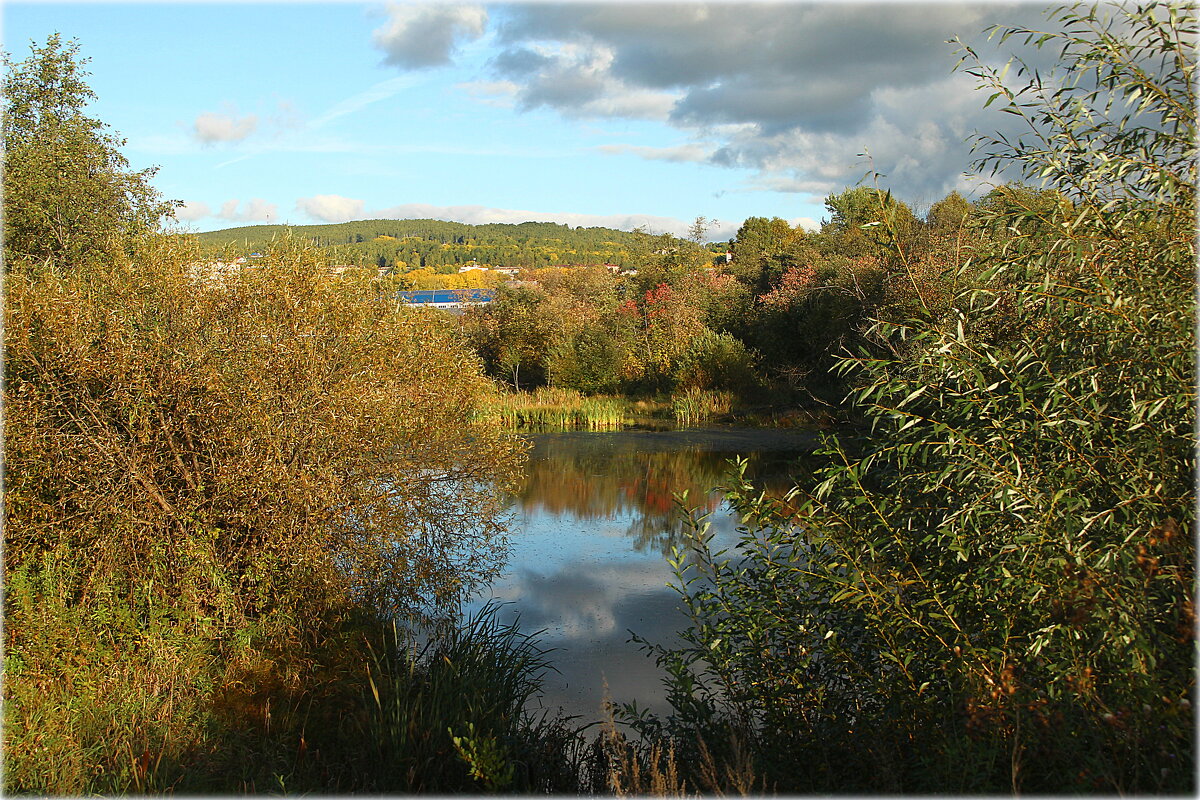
[670,388,734,427]
[347,603,588,793]
[476,386,630,430]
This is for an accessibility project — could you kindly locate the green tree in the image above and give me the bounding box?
[2,35,177,271]
[729,216,808,295]
[467,285,554,390]
[925,189,973,236]
[821,186,921,257]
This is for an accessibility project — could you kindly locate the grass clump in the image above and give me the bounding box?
[476,386,629,430]
[670,388,734,427]
[348,603,588,793]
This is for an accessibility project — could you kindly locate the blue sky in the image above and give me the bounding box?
[3,2,1047,240]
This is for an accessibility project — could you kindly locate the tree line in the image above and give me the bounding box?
[194,218,648,271]
[458,183,1071,408]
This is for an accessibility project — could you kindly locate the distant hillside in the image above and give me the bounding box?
[189,219,644,273]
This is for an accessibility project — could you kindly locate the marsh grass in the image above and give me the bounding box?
[476,386,630,429]
[670,388,734,427]
[350,603,582,792]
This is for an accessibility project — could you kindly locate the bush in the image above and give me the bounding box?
[4,236,526,793]
[547,324,627,395]
[672,329,758,394]
[6,236,522,627]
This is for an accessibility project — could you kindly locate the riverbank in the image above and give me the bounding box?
[474,385,845,431]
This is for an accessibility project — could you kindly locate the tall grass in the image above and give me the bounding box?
[3,580,595,794]
[476,386,629,430]
[350,603,581,792]
[670,388,734,427]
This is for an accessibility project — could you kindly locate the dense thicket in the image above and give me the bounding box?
[620,4,1196,794]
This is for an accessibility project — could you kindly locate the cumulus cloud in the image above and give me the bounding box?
[471,2,1053,202]
[193,110,258,144]
[373,4,487,69]
[296,194,366,224]
[491,40,679,121]
[217,198,278,223]
[173,200,211,222]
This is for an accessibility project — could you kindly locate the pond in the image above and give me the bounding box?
[465,427,820,724]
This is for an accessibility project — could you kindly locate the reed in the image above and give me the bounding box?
[352,603,586,793]
[476,386,629,430]
[670,388,734,427]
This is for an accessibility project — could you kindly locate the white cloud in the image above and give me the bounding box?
[296,194,366,224]
[217,198,278,223]
[373,4,487,69]
[193,110,258,144]
[456,79,520,109]
[173,200,211,222]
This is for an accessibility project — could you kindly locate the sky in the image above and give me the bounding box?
[3,1,1059,241]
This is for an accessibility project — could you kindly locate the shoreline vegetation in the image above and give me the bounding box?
[4,4,1195,795]
[473,386,838,431]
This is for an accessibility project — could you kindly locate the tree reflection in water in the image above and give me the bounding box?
[471,427,819,723]
[514,429,814,557]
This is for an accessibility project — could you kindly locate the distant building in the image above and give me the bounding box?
[396,289,496,309]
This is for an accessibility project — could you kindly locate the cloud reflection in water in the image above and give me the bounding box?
[467,429,813,722]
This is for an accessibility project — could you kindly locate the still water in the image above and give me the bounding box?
[466,427,818,724]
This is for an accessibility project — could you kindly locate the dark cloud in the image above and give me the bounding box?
[373,4,487,69]
[517,60,608,110]
[479,2,1065,199]
[491,45,551,78]
[670,76,875,134]
[388,2,1077,201]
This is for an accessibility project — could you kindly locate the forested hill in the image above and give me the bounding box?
[189,218,647,272]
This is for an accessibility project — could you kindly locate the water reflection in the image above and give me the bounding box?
[467,428,816,723]
[516,429,814,556]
